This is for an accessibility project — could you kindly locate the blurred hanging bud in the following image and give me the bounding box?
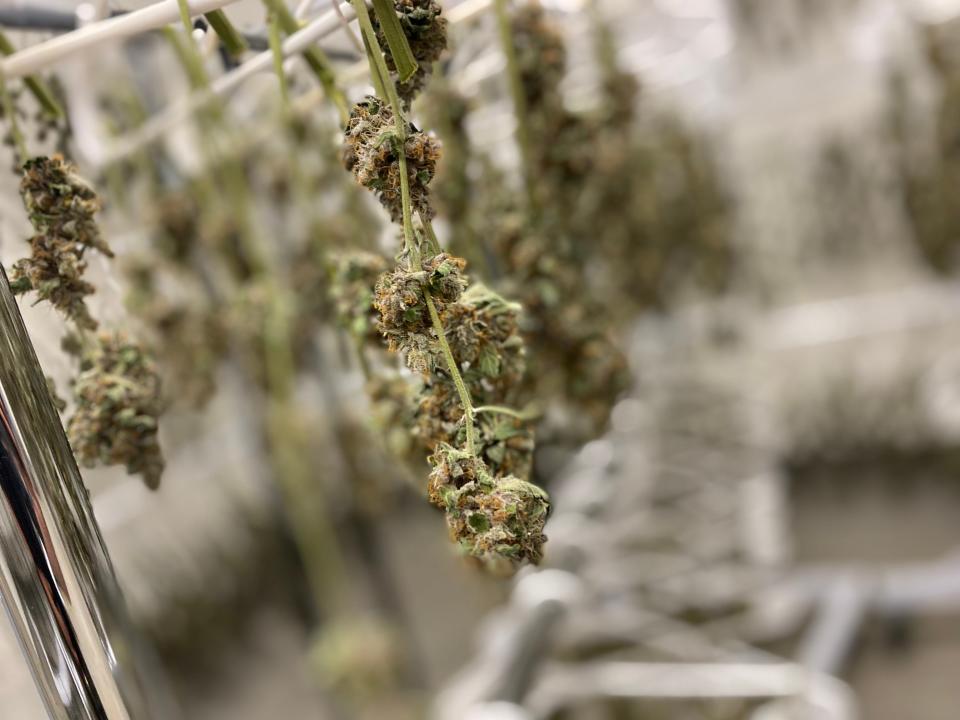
[512,3,566,113]
[9,155,113,329]
[67,331,165,490]
[342,96,441,223]
[310,617,403,705]
[366,374,418,461]
[9,233,98,329]
[328,250,390,341]
[20,155,113,257]
[372,0,448,105]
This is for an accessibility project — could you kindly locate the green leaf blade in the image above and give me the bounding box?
[370,0,419,83]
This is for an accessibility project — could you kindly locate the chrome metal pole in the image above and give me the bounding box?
[0,268,174,720]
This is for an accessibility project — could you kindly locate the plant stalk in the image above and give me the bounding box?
[267,10,289,105]
[352,0,479,455]
[204,9,248,56]
[261,0,349,123]
[0,72,28,163]
[0,32,62,118]
[493,0,537,213]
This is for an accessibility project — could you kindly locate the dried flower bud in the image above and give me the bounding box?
[426,442,486,506]
[9,156,114,329]
[414,378,461,448]
[422,252,467,302]
[473,412,535,480]
[374,266,431,347]
[443,470,549,576]
[373,0,448,105]
[342,96,440,222]
[427,443,548,573]
[373,252,466,373]
[441,283,524,382]
[9,233,98,329]
[20,155,112,257]
[67,332,165,489]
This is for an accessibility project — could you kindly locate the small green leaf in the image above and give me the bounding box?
[467,512,491,532]
[486,444,506,464]
[478,344,500,377]
[494,422,521,441]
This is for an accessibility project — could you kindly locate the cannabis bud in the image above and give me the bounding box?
[441,283,524,383]
[10,155,114,329]
[10,234,98,329]
[67,332,165,489]
[20,155,112,256]
[373,0,448,106]
[423,252,467,301]
[426,441,487,506]
[342,96,440,223]
[513,3,566,113]
[372,252,467,373]
[429,444,549,576]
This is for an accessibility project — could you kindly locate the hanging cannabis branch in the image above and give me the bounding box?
[342,0,549,574]
[8,155,165,488]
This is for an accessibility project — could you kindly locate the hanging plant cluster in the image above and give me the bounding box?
[336,0,549,574]
[424,2,735,445]
[890,23,960,274]
[8,154,165,488]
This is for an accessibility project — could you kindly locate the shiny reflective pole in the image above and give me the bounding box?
[0,268,172,720]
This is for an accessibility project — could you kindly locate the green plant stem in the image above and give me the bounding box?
[352,0,479,456]
[267,11,289,106]
[493,0,537,214]
[361,32,389,100]
[163,26,209,90]
[351,0,414,254]
[163,26,264,277]
[261,0,350,123]
[176,0,194,35]
[0,73,27,163]
[264,290,348,617]
[167,20,347,616]
[425,292,476,454]
[0,33,62,118]
[204,9,248,56]
[473,404,540,421]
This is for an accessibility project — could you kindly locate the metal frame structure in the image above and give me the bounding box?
[0,268,176,720]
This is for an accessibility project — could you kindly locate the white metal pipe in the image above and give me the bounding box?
[0,0,240,79]
[98,0,494,167]
[100,2,357,166]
